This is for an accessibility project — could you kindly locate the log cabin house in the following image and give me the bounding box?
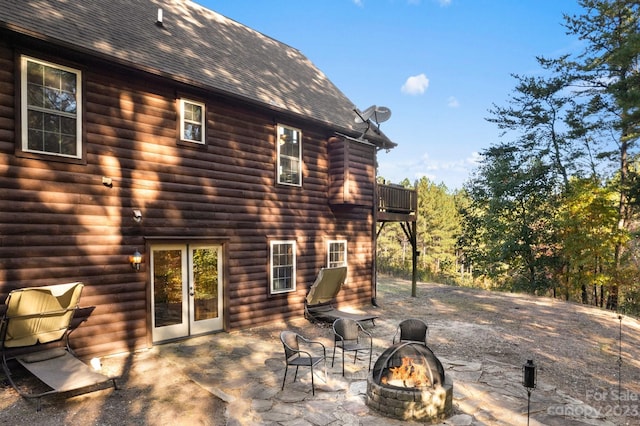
[0,0,416,358]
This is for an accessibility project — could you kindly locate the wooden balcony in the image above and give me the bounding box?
[377,183,417,222]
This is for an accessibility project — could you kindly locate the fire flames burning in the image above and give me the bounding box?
[381,356,431,388]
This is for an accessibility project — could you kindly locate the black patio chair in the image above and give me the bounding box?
[280,331,327,395]
[331,318,372,376]
[392,318,429,346]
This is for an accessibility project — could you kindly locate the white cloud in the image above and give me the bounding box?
[438,0,452,6]
[447,96,460,108]
[468,151,482,165]
[401,73,430,95]
[353,0,364,6]
[378,151,480,189]
[423,152,480,171]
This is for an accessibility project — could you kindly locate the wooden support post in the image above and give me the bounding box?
[411,220,417,297]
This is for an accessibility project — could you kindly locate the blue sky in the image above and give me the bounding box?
[197,0,584,190]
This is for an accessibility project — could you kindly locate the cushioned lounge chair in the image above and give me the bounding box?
[304,267,378,325]
[0,282,117,410]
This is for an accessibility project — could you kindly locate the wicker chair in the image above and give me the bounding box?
[393,318,429,346]
[331,318,372,376]
[280,331,326,395]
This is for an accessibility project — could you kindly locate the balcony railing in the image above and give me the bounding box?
[377,183,417,215]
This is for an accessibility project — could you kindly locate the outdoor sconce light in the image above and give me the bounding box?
[522,359,537,425]
[132,209,142,223]
[130,249,142,271]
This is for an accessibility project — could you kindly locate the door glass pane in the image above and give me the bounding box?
[192,247,219,322]
[153,249,184,327]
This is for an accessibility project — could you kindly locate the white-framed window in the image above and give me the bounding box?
[277,124,302,186]
[180,98,205,144]
[21,55,82,158]
[270,240,296,294]
[327,240,347,268]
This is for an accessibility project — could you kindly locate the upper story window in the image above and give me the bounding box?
[270,240,296,294]
[327,240,347,268]
[180,99,205,144]
[21,56,82,158]
[277,125,302,186]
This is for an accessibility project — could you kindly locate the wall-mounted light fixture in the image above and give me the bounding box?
[133,209,142,223]
[522,359,537,425]
[130,249,142,271]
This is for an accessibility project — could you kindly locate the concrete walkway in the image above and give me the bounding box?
[98,278,630,426]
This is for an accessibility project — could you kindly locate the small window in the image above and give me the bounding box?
[180,99,205,144]
[270,240,296,294]
[277,125,302,186]
[20,56,82,158]
[327,240,347,268]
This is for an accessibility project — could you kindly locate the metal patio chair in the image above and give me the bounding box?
[393,318,429,346]
[331,318,372,376]
[280,331,327,395]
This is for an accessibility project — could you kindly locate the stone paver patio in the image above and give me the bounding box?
[98,277,635,425]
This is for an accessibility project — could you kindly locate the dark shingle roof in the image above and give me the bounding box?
[0,0,395,147]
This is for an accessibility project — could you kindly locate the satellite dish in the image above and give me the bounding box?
[354,120,369,131]
[354,105,392,138]
[373,106,391,124]
[354,105,376,123]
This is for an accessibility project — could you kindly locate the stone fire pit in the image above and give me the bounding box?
[366,342,453,422]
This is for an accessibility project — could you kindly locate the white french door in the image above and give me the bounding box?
[151,244,223,343]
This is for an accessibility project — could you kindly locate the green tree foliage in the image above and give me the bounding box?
[462,145,561,293]
[545,0,640,310]
[560,1,640,268]
[415,177,460,277]
[378,1,640,314]
[486,73,576,186]
[458,0,640,312]
[376,177,462,282]
[557,178,622,303]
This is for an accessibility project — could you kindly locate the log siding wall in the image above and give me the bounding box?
[0,39,376,357]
